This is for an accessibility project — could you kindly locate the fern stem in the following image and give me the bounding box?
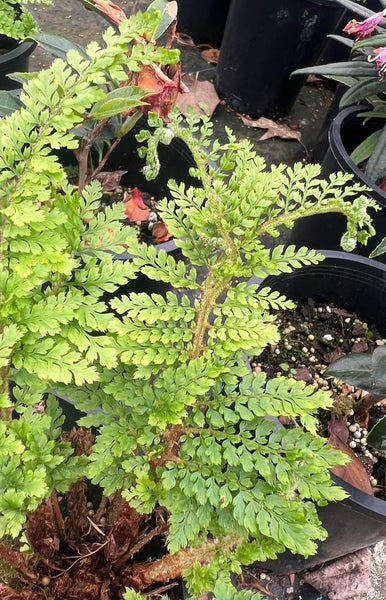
[189,273,228,360]
[121,534,240,590]
[175,127,237,259]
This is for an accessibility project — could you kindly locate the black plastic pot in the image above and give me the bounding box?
[252,251,386,573]
[177,0,231,47]
[0,35,36,91]
[215,0,345,118]
[290,105,386,260]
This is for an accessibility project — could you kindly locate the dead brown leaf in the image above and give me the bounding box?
[239,115,306,150]
[351,340,369,353]
[196,44,220,64]
[324,348,345,363]
[328,416,374,495]
[177,74,220,117]
[175,32,196,47]
[294,367,312,382]
[93,170,127,192]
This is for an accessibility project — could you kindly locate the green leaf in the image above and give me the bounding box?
[367,415,386,452]
[350,130,381,166]
[28,33,89,61]
[326,346,386,395]
[353,33,386,52]
[340,79,384,109]
[89,86,149,119]
[291,61,377,79]
[149,0,176,40]
[366,123,386,183]
[370,236,386,258]
[0,91,23,117]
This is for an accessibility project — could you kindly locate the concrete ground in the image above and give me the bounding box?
[25,2,386,599]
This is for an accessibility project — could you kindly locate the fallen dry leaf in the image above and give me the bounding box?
[175,32,196,47]
[177,74,220,117]
[152,221,172,243]
[93,170,127,191]
[328,416,374,495]
[123,188,150,222]
[239,115,306,150]
[197,44,220,64]
[294,367,312,382]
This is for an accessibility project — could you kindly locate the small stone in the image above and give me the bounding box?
[323,334,333,341]
[354,431,362,439]
[349,441,357,449]
[286,587,294,594]
[41,577,50,586]
[349,424,357,433]
[88,509,95,517]
[87,501,93,509]
[260,572,267,580]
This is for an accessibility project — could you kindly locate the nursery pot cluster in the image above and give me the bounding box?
[215,0,346,118]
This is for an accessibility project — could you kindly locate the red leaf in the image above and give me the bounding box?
[123,188,150,222]
[328,416,374,495]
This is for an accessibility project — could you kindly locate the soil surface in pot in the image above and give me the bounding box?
[252,298,386,500]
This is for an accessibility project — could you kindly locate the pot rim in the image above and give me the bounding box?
[329,104,386,205]
[0,38,36,68]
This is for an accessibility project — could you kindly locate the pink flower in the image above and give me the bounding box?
[372,46,386,80]
[343,9,386,40]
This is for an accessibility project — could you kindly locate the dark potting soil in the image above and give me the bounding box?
[251,299,386,501]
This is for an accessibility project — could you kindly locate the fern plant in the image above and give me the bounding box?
[0,0,51,40]
[0,7,380,597]
[0,3,178,536]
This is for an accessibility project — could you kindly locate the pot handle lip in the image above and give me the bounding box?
[246,250,386,289]
[331,473,386,516]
